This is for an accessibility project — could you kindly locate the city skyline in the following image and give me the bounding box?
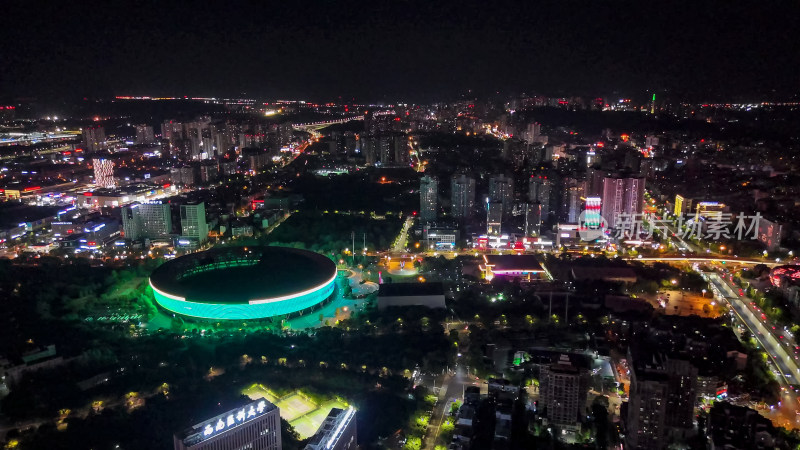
[2,1,799,103]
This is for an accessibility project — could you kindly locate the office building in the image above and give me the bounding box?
[694,201,726,219]
[304,407,357,450]
[122,202,172,240]
[82,126,107,152]
[378,136,392,165]
[135,124,156,145]
[673,194,693,216]
[486,201,503,236]
[393,135,410,165]
[564,178,585,223]
[626,347,698,450]
[524,202,541,236]
[162,120,185,144]
[92,158,116,188]
[539,354,587,432]
[600,175,645,228]
[523,122,541,143]
[586,167,607,197]
[422,225,459,250]
[199,161,220,183]
[419,176,438,223]
[529,175,552,222]
[180,202,208,243]
[172,166,199,186]
[488,174,514,213]
[243,148,271,172]
[757,217,785,251]
[174,398,281,450]
[362,137,377,166]
[451,174,476,220]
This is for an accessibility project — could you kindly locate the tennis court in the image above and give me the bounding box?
[289,399,349,439]
[240,385,349,439]
[242,383,279,404]
[276,393,316,422]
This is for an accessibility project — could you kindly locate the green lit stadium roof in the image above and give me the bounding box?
[150,246,337,304]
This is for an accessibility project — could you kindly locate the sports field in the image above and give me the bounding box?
[242,383,279,404]
[242,384,348,439]
[276,393,316,421]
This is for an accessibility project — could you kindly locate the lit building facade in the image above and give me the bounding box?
[82,126,107,152]
[451,174,475,219]
[135,124,156,144]
[694,201,726,219]
[674,194,692,216]
[174,399,281,450]
[758,218,786,251]
[122,202,172,240]
[524,202,541,236]
[600,176,645,228]
[180,202,209,243]
[539,355,587,432]
[529,175,552,222]
[92,158,116,188]
[626,348,698,449]
[488,174,513,213]
[304,407,357,450]
[419,175,438,223]
[486,201,503,236]
[565,178,586,223]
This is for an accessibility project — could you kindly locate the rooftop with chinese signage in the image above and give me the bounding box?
[177,398,277,447]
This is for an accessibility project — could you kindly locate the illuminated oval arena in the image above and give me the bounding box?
[149,246,337,320]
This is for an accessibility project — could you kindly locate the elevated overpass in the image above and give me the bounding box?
[292,116,363,132]
[626,255,781,266]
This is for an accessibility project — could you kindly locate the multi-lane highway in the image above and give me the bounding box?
[706,272,800,427]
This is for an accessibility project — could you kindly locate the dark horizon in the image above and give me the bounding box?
[2,1,799,104]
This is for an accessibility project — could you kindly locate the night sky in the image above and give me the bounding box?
[2,1,799,103]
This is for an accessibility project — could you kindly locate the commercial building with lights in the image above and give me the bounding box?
[304,407,357,450]
[150,246,337,320]
[693,201,726,219]
[173,399,281,450]
[480,254,547,281]
[122,202,173,241]
[92,157,116,188]
[600,175,645,228]
[78,182,177,208]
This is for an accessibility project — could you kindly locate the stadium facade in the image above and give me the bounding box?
[150,246,337,320]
